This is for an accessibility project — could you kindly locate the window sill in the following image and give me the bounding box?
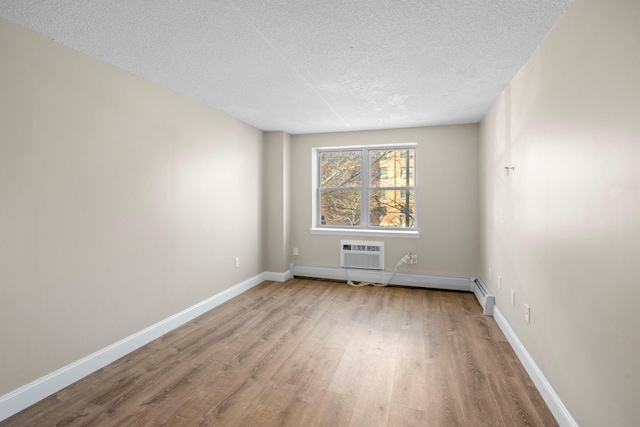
[310,227,420,238]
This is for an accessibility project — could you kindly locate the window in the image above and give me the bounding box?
[316,145,416,231]
[400,167,413,179]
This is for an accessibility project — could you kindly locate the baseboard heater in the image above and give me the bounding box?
[472,278,495,316]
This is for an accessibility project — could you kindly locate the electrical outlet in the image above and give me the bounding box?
[235,257,240,268]
[525,304,531,323]
[409,253,417,264]
[498,276,502,290]
[511,289,516,306]
[293,247,299,256]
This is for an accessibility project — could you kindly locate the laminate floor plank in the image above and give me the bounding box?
[398,287,425,332]
[486,372,555,427]
[366,325,400,359]
[278,389,355,427]
[447,328,504,425]
[397,329,426,360]
[378,290,405,331]
[2,279,558,427]
[236,383,298,427]
[387,405,428,427]
[347,354,396,427]
[421,294,456,368]
[326,327,371,396]
[391,357,429,411]
[314,390,357,427]
[424,363,465,426]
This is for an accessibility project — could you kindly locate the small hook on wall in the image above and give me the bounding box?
[504,166,515,176]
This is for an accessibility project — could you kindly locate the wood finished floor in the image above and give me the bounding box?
[2,278,558,427]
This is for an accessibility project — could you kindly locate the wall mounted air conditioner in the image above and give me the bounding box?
[340,240,384,270]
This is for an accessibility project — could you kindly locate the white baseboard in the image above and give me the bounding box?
[493,306,578,427]
[263,270,292,282]
[291,264,472,292]
[0,272,270,422]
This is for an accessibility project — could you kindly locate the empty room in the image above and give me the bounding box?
[1,0,638,426]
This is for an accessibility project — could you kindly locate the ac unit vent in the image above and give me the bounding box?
[340,240,384,270]
[472,278,495,316]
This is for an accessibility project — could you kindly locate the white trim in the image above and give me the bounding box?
[493,307,578,427]
[310,227,420,238]
[263,270,292,282]
[292,264,472,292]
[0,273,268,422]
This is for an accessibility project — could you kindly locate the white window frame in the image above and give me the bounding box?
[311,143,419,238]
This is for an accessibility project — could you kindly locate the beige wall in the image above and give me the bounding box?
[479,0,640,425]
[263,131,292,273]
[291,125,479,277]
[0,18,264,395]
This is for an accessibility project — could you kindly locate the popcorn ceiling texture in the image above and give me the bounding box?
[0,0,573,134]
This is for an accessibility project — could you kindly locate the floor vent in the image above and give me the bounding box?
[340,240,384,270]
[472,278,495,316]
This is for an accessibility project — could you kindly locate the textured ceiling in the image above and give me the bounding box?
[0,0,573,134]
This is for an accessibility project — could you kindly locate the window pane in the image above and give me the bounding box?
[320,151,362,188]
[320,189,361,226]
[369,190,415,228]
[369,148,415,187]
